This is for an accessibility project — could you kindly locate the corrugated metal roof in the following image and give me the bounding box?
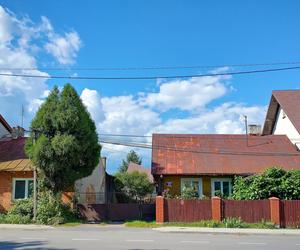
[263,90,300,135]
[151,134,300,175]
[0,137,32,171]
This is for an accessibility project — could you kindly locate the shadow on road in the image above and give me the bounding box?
[0,240,74,250]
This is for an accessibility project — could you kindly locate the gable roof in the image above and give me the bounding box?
[262,90,300,135]
[127,162,154,182]
[0,137,32,171]
[152,134,300,175]
[0,114,12,134]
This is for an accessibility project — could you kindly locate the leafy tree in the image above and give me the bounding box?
[115,171,153,202]
[232,167,300,200]
[118,150,142,173]
[26,84,101,193]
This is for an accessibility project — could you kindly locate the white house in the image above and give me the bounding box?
[262,90,300,149]
[0,115,12,139]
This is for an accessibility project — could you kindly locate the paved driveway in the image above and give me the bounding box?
[0,224,299,250]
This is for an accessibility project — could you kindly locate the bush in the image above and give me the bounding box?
[233,167,300,200]
[0,191,77,225]
[222,217,246,228]
[181,187,199,199]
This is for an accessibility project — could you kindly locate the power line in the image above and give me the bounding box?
[0,66,300,80]
[1,61,300,71]
[99,140,300,157]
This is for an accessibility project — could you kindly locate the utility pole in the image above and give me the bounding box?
[244,115,248,147]
[33,129,37,222]
[21,104,24,128]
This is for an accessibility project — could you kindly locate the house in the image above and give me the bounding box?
[0,114,107,212]
[127,161,154,183]
[262,90,300,148]
[151,133,300,198]
[152,90,300,198]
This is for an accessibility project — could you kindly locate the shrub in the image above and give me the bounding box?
[0,191,77,225]
[233,167,300,200]
[181,187,199,199]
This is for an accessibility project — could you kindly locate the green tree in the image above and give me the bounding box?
[115,171,154,202]
[232,167,300,200]
[118,150,142,173]
[26,84,101,193]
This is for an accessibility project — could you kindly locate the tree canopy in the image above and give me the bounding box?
[115,171,154,202]
[118,150,142,173]
[26,84,101,193]
[232,167,300,200]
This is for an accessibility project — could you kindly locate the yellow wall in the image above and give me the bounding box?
[162,175,232,198]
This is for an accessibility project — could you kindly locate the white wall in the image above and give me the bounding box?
[273,107,300,147]
[75,158,106,204]
[0,123,10,138]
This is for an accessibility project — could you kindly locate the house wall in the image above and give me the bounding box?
[161,175,233,198]
[0,123,10,138]
[75,158,106,204]
[273,107,300,147]
[0,171,33,212]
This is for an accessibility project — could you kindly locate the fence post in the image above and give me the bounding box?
[156,196,165,223]
[269,197,280,227]
[212,196,222,222]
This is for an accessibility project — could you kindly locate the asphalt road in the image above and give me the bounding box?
[0,225,299,250]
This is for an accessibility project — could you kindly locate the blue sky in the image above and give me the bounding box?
[0,1,300,172]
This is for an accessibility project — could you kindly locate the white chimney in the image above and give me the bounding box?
[248,124,261,136]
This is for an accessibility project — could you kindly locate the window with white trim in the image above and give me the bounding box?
[211,178,232,197]
[13,178,34,200]
[180,178,203,198]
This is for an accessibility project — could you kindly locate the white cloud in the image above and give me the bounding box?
[45,30,81,65]
[0,6,81,127]
[151,103,266,134]
[80,88,105,124]
[139,74,230,111]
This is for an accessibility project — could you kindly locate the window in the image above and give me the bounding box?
[13,179,34,200]
[180,178,203,198]
[211,178,232,197]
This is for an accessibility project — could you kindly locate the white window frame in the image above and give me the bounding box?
[12,178,34,200]
[180,178,203,198]
[211,178,232,197]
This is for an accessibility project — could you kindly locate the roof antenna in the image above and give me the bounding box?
[243,115,248,147]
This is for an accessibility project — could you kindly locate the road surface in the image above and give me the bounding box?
[0,224,299,250]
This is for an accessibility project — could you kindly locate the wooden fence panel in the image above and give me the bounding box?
[164,199,212,222]
[223,200,271,223]
[280,200,300,228]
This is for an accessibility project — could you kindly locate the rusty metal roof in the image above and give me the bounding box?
[0,137,32,171]
[151,134,300,175]
[127,162,154,182]
[262,90,300,135]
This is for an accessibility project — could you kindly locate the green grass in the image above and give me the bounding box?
[125,218,277,229]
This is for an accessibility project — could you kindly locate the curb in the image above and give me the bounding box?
[0,224,54,230]
[153,227,300,235]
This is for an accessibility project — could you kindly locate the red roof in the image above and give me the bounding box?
[0,114,12,134]
[127,162,154,182]
[0,137,32,171]
[263,90,300,135]
[151,134,300,175]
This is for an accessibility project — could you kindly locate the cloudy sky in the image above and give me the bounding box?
[0,1,300,172]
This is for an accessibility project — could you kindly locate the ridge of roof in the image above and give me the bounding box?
[0,114,13,134]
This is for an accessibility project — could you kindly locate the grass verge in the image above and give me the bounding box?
[125,218,276,229]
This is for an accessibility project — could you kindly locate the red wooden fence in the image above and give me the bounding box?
[157,196,300,228]
[280,200,300,228]
[164,199,211,222]
[223,200,270,223]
